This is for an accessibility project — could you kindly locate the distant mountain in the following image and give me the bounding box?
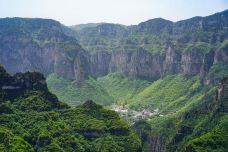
[68,9,228,81]
[0,10,227,83]
[72,10,228,54]
[70,23,104,31]
[0,17,90,81]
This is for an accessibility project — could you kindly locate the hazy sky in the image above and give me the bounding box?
[0,0,228,25]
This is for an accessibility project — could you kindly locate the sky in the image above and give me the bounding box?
[0,0,228,26]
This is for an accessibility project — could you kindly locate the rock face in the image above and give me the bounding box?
[0,40,56,75]
[0,18,88,81]
[217,77,228,112]
[163,47,182,75]
[53,48,90,80]
[1,10,228,82]
[0,65,67,111]
[87,45,227,81]
[214,48,228,65]
[109,49,163,80]
[89,51,111,78]
[149,136,166,152]
[71,9,228,81]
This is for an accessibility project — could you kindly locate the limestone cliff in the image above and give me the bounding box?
[1,10,228,83]
[88,45,227,83]
[0,18,88,81]
[72,10,228,82]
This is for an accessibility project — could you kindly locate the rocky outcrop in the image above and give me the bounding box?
[181,50,205,75]
[54,49,75,80]
[214,48,228,65]
[200,50,215,76]
[0,65,67,111]
[0,65,47,93]
[109,49,163,80]
[54,48,90,81]
[73,50,90,81]
[217,77,228,112]
[149,136,166,152]
[163,47,182,75]
[90,51,111,77]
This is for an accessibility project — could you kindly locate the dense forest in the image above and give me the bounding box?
[0,65,141,151]
[0,9,227,152]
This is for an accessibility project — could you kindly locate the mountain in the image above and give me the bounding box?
[55,10,228,151]
[70,23,104,31]
[0,17,89,81]
[74,10,228,53]
[0,12,226,103]
[0,10,228,152]
[46,10,228,106]
[69,10,228,81]
[1,10,228,83]
[0,65,141,151]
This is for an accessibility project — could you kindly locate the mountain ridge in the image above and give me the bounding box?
[0,9,227,152]
[0,9,227,83]
[70,9,228,31]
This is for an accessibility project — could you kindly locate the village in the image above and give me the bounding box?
[111,105,160,124]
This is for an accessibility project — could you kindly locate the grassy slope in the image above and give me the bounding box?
[46,73,211,113]
[97,73,151,104]
[47,61,228,108]
[166,88,227,152]
[128,74,227,151]
[128,75,203,111]
[47,73,150,106]
[47,74,113,106]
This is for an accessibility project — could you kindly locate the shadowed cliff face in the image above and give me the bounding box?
[217,77,228,112]
[109,49,163,80]
[0,10,228,83]
[70,10,228,82]
[0,39,57,75]
[0,18,89,81]
[53,48,90,80]
[90,51,111,77]
[87,46,227,82]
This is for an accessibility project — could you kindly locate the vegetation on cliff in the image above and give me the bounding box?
[123,75,227,152]
[72,10,228,55]
[47,73,151,106]
[0,66,141,152]
[0,9,228,152]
